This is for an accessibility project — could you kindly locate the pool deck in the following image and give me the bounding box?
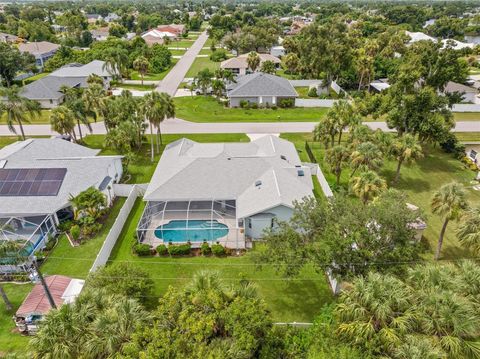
[142,213,246,249]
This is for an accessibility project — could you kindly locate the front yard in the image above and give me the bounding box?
[0,109,52,125]
[185,57,221,78]
[109,198,333,322]
[281,133,480,260]
[174,96,329,122]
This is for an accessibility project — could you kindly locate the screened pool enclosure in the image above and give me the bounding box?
[137,200,246,249]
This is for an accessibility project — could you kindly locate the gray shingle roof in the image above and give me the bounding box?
[50,60,112,78]
[144,136,313,218]
[0,139,122,216]
[21,76,83,100]
[227,72,298,98]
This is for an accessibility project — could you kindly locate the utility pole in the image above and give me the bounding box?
[31,259,56,310]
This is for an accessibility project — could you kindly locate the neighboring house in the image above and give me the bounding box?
[0,138,123,268]
[220,53,281,76]
[141,29,177,46]
[463,141,480,167]
[18,41,60,68]
[104,13,120,23]
[0,31,19,43]
[21,60,113,108]
[369,79,391,93]
[226,72,298,107]
[137,135,314,249]
[441,38,474,50]
[270,45,285,58]
[405,31,436,44]
[287,20,308,35]
[157,24,186,37]
[86,14,103,24]
[90,27,110,41]
[14,275,84,335]
[443,81,479,103]
[405,31,475,51]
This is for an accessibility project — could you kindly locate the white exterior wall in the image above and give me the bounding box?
[244,205,294,239]
[36,97,64,109]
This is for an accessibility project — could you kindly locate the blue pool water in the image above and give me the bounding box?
[154,220,229,242]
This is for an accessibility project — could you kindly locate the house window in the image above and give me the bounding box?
[470,149,477,160]
[248,219,252,229]
[270,218,275,228]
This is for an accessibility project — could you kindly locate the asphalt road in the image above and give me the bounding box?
[155,31,209,96]
[1,119,479,137]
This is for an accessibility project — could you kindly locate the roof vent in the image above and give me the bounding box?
[280,155,287,160]
[297,169,305,177]
[255,180,262,187]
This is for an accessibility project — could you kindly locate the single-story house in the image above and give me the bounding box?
[18,41,60,68]
[86,14,103,24]
[220,53,281,76]
[405,31,436,45]
[21,60,113,108]
[137,135,314,249]
[0,138,123,268]
[157,24,186,37]
[226,72,298,107]
[14,275,84,335]
[441,39,474,51]
[141,29,177,46]
[90,27,110,41]
[104,13,120,23]
[270,45,285,58]
[0,32,19,43]
[443,81,478,103]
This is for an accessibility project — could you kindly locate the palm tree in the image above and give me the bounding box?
[103,47,129,80]
[392,134,423,184]
[313,116,337,149]
[50,106,77,141]
[86,74,104,86]
[194,69,213,95]
[350,170,387,204]
[431,182,468,260]
[260,60,276,74]
[247,51,260,72]
[328,100,360,144]
[0,86,40,140]
[133,56,149,85]
[457,206,480,254]
[326,145,350,185]
[82,83,106,123]
[335,272,416,356]
[142,92,175,161]
[211,79,226,98]
[356,47,375,90]
[349,141,383,177]
[60,86,92,140]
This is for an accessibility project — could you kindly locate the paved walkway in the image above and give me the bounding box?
[1,119,479,137]
[156,31,208,96]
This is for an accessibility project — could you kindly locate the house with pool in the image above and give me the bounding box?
[137,135,314,249]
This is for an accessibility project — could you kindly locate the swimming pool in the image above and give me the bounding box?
[154,220,229,242]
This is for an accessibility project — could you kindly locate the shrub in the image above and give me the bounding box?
[239,100,248,108]
[156,244,168,255]
[278,98,294,108]
[168,243,191,256]
[133,243,152,256]
[210,48,227,62]
[200,242,211,256]
[211,244,226,256]
[271,105,278,110]
[308,87,318,97]
[251,102,258,109]
[57,220,74,232]
[44,235,56,251]
[70,225,80,241]
[440,133,466,159]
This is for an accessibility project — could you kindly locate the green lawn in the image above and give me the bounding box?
[174,96,329,122]
[456,132,480,141]
[130,59,178,81]
[281,133,480,260]
[0,136,23,148]
[116,84,155,91]
[169,40,194,49]
[41,197,127,277]
[109,198,333,322]
[0,283,33,355]
[185,57,221,78]
[453,112,480,121]
[0,109,52,125]
[170,49,187,56]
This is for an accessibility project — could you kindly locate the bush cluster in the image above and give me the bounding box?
[210,49,228,62]
[211,244,226,256]
[156,244,168,255]
[200,242,212,256]
[133,243,152,256]
[307,87,318,97]
[278,98,294,108]
[70,225,80,241]
[440,133,466,159]
[168,243,191,256]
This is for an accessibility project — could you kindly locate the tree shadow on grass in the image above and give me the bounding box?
[382,168,431,193]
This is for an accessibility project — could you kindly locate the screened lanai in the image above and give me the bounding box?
[137,200,245,249]
[0,215,56,257]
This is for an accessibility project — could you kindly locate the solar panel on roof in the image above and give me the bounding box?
[0,168,66,197]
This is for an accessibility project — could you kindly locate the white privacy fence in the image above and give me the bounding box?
[295,99,336,107]
[89,185,144,273]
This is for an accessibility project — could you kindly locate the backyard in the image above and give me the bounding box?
[281,132,480,260]
[174,96,329,122]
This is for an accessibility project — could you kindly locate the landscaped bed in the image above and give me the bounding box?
[281,132,480,260]
[174,96,329,122]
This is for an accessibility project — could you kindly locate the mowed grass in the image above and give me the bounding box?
[41,197,127,277]
[453,112,480,121]
[281,133,480,260]
[0,283,33,355]
[0,136,23,148]
[115,83,155,91]
[81,133,249,184]
[0,109,52,125]
[185,57,221,77]
[109,199,333,322]
[130,59,178,81]
[174,96,329,122]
